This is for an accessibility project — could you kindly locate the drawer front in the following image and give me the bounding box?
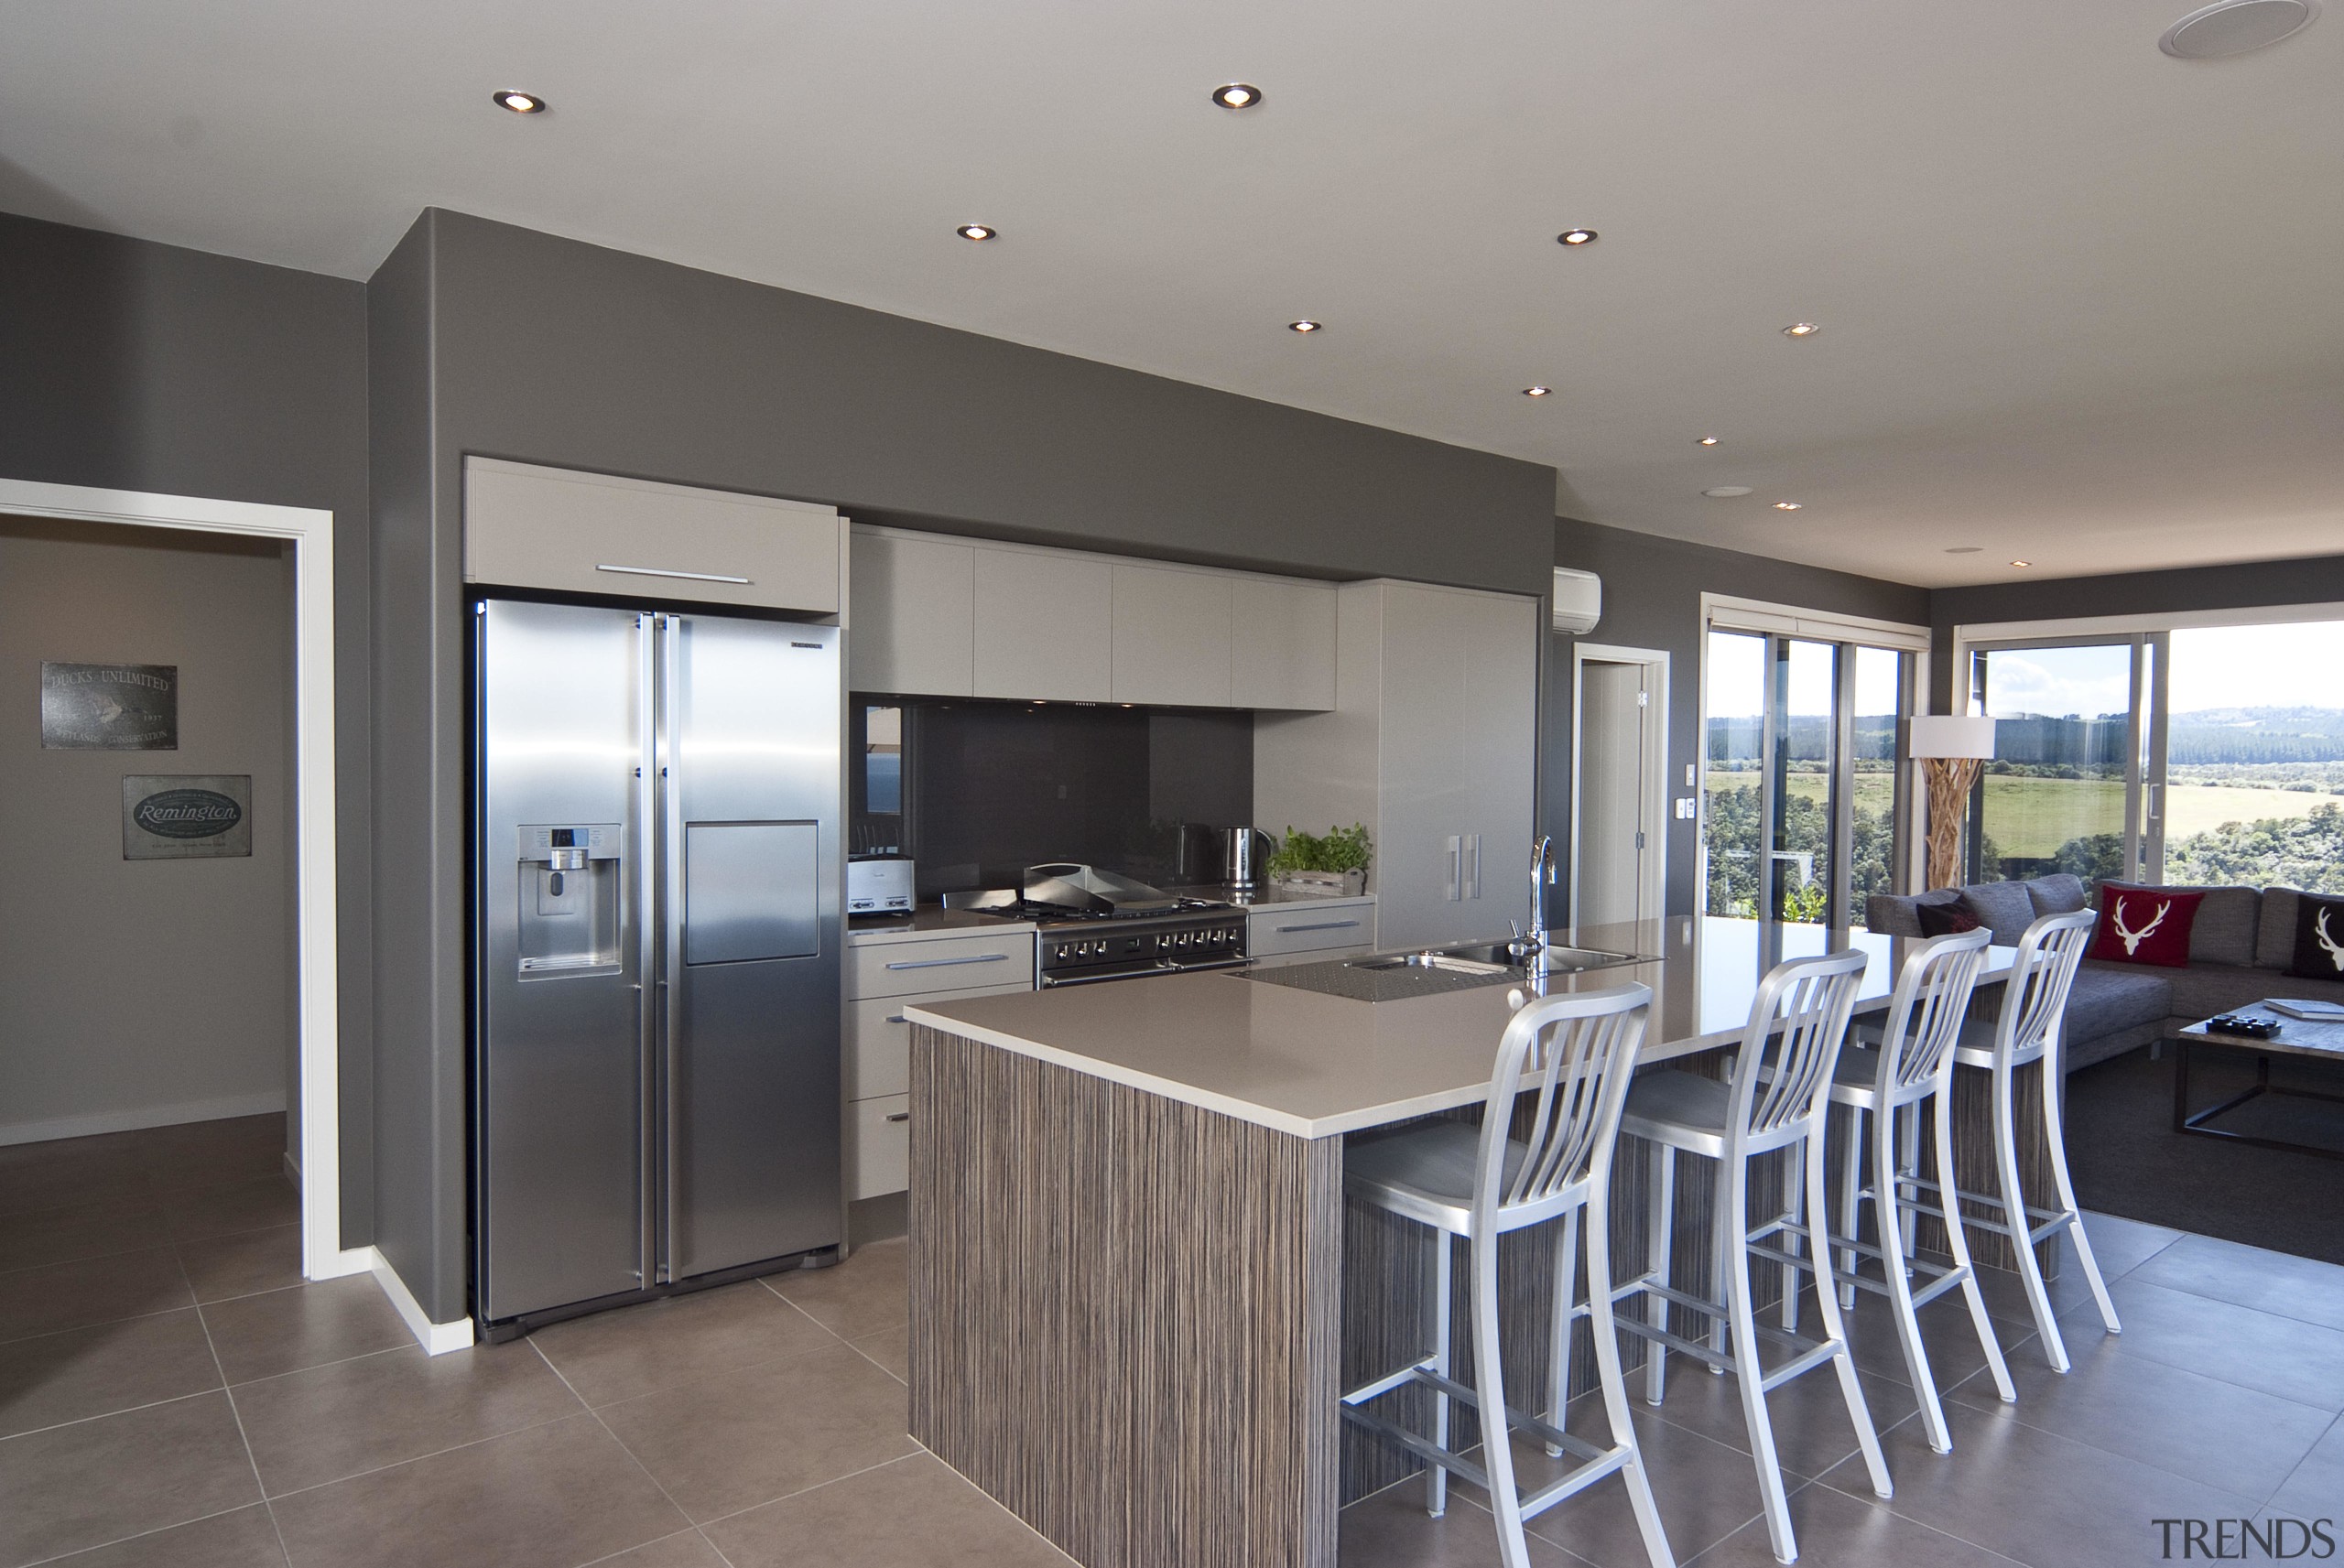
[847,1094,910,1200]
[848,932,1036,1000]
[845,985,1027,1100]
[1250,944,1373,970]
[1248,905,1375,957]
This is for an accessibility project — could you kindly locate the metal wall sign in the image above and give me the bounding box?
[42,663,179,750]
[123,775,252,860]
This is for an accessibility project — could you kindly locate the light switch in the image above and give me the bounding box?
[1684,763,1697,788]
[1675,796,1698,820]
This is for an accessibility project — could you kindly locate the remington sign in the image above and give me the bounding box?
[41,663,179,750]
[122,775,252,860]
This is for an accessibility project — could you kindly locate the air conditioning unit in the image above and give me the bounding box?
[1551,568,1601,634]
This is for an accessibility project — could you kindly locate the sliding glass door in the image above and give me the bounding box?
[1705,628,1914,926]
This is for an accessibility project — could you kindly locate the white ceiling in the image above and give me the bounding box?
[3,0,2339,589]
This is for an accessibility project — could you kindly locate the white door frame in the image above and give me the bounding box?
[0,476,364,1288]
[1568,643,1670,928]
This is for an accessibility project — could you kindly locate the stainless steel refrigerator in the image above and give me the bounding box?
[472,597,842,1330]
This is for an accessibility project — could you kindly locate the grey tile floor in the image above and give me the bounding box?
[3,1115,2339,1566]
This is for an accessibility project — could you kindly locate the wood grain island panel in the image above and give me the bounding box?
[909,1023,1343,1568]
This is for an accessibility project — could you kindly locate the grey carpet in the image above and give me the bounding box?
[2063,1043,2344,1265]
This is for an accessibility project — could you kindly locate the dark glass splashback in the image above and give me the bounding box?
[860,698,1253,899]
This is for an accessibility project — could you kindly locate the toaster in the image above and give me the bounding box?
[848,858,915,915]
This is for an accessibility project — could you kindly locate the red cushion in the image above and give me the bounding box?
[2089,884,2204,968]
[1916,900,1982,936]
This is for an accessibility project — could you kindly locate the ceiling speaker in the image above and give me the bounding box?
[2160,0,2319,58]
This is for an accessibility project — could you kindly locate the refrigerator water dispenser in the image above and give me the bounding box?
[517,824,622,974]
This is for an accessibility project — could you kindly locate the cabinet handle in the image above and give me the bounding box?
[884,1111,911,1124]
[884,953,1011,970]
[1466,834,1481,901]
[884,1014,907,1024]
[1276,919,1361,934]
[1446,837,1461,902]
[595,563,753,586]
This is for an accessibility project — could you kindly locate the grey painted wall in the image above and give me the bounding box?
[1548,518,1930,916]
[369,209,1560,1322]
[0,213,374,1233]
[0,518,293,1141]
[1929,553,2344,710]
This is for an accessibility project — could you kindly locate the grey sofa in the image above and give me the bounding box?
[1865,877,2344,1074]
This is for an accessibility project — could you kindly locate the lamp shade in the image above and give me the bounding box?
[1907,715,1997,760]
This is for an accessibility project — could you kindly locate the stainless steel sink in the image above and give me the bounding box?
[1344,940,1647,976]
[1347,952,1515,977]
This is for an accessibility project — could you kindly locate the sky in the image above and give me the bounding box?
[1984,622,2344,719]
[1707,620,2344,723]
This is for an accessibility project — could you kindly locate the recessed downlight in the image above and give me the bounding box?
[1523,385,1553,397]
[1210,82,1264,109]
[1287,319,1322,334]
[1946,546,1983,555]
[493,90,547,114]
[1783,322,1820,338]
[1696,436,1720,447]
[955,224,997,242]
[1703,486,1753,499]
[1774,501,1803,511]
[2011,559,2033,568]
[2160,0,2318,58]
[1557,229,1599,247]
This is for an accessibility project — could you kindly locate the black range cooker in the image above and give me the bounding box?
[951,863,1251,987]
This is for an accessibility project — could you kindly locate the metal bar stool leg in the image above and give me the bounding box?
[1779,1145,1806,1331]
[1720,1154,1801,1562]
[1547,1207,1580,1457]
[1897,1102,1924,1261]
[1586,1173,1674,1568]
[1429,1229,1453,1517]
[1801,1132,1894,1503]
[1935,1081,2015,1406]
[1874,1099,1953,1454]
[1991,1057,2070,1372]
[2039,1056,2122,1335]
[1471,1232,1536,1568]
[1835,1105,1863,1310]
[1646,1141,1675,1406]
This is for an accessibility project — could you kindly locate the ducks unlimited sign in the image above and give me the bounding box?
[122,775,252,860]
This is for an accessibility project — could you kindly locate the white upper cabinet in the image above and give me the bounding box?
[463,458,843,615]
[849,532,974,695]
[1232,578,1339,710]
[1112,565,1232,708]
[849,525,1337,710]
[972,548,1114,701]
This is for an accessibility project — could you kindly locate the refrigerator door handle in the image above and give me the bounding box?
[635,613,658,1289]
[657,614,686,1283]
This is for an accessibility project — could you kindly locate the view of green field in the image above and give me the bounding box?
[1706,770,2340,859]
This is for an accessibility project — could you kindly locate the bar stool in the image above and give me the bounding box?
[1342,983,1674,1568]
[1780,927,2016,1454]
[1935,908,2121,1373]
[1616,948,1890,1564]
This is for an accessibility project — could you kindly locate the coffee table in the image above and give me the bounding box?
[2172,1005,2344,1161]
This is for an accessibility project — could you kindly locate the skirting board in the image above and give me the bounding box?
[353,1248,476,1357]
[0,1090,288,1147]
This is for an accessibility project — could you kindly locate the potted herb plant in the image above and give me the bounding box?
[1267,823,1372,897]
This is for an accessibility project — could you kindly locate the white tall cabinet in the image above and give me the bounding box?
[1254,580,1539,951]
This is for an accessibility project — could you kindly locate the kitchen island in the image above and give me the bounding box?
[901,918,2020,1568]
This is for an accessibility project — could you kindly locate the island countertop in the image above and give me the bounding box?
[902,915,2015,1139]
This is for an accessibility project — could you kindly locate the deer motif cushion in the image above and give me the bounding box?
[2289,894,2344,982]
[2089,883,2204,968]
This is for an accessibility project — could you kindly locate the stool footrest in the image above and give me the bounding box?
[1340,1357,1436,1408]
[1340,1370,1635,1523]
[1896,1174,2073,1234]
